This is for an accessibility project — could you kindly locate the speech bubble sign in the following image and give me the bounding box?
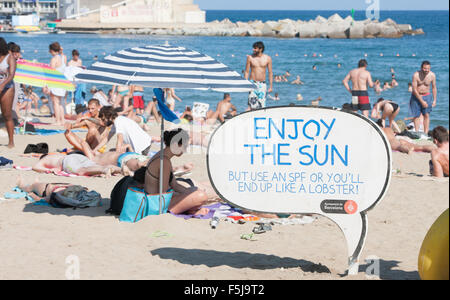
[207,106,392,275]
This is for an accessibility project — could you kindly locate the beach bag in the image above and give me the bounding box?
[106,176,138,215]
[119,188,173,223]
[24,143,48,154]
[49,186,102,209]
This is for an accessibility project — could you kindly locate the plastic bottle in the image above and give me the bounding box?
[210,216,220,229]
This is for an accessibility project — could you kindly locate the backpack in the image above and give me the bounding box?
[106,176,139,215]
[49,185,102,209]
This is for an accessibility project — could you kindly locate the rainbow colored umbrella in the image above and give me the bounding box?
[14,59,75,92]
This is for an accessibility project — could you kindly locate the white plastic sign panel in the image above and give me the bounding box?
[192,102,210,119]
[207,106,392,274]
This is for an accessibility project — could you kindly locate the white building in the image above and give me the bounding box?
[0,0,58,18]
[62,0,205,24]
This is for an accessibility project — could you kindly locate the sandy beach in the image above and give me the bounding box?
[0,118,448,280]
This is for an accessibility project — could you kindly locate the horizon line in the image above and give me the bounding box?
[202,9,449,11]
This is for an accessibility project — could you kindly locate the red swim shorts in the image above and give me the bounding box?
[133,95,145,109]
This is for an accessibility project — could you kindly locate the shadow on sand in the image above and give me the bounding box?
[339,259,420,280]
[22,199,113,218]
[151,248,331,273]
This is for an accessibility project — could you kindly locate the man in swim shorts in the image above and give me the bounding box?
[410,61,438,135]
[130,85,145,115]
[343,59,374,117]
[244,41,273,111]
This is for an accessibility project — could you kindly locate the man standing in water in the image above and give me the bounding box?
[342,59,374,118]
[244,41,273,111]
[410,61,437,135]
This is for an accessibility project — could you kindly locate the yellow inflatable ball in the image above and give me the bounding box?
[418,209,449,280]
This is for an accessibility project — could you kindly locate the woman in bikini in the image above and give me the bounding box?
[47,42,66,126]
[163,88,182,111]
[16,175,73,203]
[371,97,401,133]
[141,128,208,216]
[0,37,17,148]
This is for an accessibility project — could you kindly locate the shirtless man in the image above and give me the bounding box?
[342,59,374,118]
[130,85,145,115]
[429,126,449,178]
[376,120,435,155]
[206,93,237,124]
[64,99,107,155]
[244,41,273,110]
[410,61,438,135]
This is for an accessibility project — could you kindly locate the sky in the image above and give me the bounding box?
[193,0,449,11]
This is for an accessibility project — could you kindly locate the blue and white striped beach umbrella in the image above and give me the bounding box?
[75,43,256,215]
[75,44,255,93]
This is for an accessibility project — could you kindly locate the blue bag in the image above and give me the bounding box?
[119,187,173,223]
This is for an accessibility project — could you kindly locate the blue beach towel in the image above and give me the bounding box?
[4,187,51,206]
[15,128,86,136]
[0,156,13,168]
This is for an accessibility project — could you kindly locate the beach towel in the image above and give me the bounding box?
[4,187,51,206]
[170,203,248,220]
[16,128,86,136]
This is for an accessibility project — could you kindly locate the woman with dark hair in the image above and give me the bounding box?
[141,128,208,216]
[46,42,66,126]
[0,37,17,148]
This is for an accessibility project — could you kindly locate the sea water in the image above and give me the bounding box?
[3,10,448,128]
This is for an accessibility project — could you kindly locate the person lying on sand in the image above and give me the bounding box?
[376,119,435,154]
[17,176,73,203]
[429,126,449,178]
[16,176,101,206]
[90,150,194,177]
[32,152,121,177]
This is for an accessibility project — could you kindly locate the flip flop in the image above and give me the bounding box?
[151,231,173,238]
[240,233,257,241]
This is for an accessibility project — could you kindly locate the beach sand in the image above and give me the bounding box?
[0,118,448,280]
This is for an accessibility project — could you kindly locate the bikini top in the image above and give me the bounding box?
[53,54,66,73]
[146,155,174,184]
[0,54,10,78]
